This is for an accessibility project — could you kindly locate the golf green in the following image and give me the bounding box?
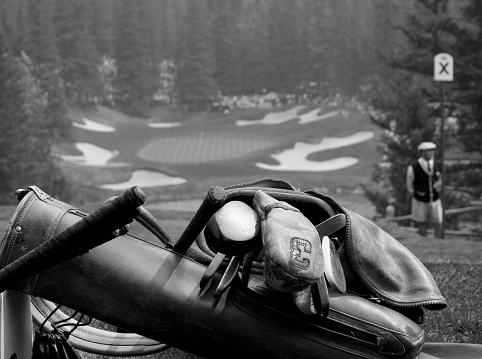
[137,134,275,164]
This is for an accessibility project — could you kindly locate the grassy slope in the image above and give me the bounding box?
[57,104,381,204]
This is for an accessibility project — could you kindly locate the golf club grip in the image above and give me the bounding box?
[0,186,146,292]
[173,185,226,254]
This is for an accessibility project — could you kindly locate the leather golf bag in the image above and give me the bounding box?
[0,180,447,359]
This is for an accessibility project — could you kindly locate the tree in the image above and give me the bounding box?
[365,71,439,216]
[156,0,184,63]
[88,0,114,57]
[303,0,337,96]
[211,0,242,95]
[23,0,71,142]
[365,0,482,218]
[176,0,217,111]
[54,0,102,104]
[454,0,482,154]
[267,0,306,93]
[113,0,159,116]
[237,0,271,94]
[445,0,482,199]
[0,25,70,203]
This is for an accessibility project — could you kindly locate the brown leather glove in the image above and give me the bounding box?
[253,190,324,292]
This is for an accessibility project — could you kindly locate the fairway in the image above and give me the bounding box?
[65,103,382,191]
[137,133,276,164]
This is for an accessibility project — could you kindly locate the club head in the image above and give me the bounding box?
[322,236,346,294]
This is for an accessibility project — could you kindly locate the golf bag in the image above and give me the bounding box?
[0,179,447,359]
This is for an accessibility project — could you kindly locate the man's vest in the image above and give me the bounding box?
[412,160,440,202]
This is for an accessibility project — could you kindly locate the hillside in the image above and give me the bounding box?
[55,100,382,205]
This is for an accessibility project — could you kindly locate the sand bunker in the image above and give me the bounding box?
[236,105,305,126]
[236,106,339,126]
[73,118,116,132]
[61,130,374,187]
[61,142,186,189]
[298,110,339,124]
[61,142,120,166]
[100,170,186,190]
[148,122,181,128]
[256,131,374,172]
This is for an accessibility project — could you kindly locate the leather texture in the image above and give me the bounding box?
[253,190,324,292]
[0,188,83,293]
[0,186,430,359]
[305,189,446,310]
[4,234,425,359]
[219,179,447,311]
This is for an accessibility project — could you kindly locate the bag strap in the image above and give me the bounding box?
[225,178,299,191]
[315,213,346,238]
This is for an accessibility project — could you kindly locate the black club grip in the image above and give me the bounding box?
[173,185,226,254]
[0,186,146,293]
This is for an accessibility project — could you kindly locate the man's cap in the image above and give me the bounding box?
[418,142,437,151]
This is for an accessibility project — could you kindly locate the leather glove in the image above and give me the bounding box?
[253,190,324,292]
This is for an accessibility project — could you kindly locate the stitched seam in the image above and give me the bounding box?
[1,195,36,267]
[264,202,300,216]
[331,309,424,342]
[31,203,72,292]
[346,212,445,306]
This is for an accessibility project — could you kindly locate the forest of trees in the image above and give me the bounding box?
[363,0,482,220]
[0,0,480,214]
[0,0,404,113]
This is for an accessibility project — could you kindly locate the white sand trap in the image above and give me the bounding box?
[73,118,116,132]
[100,170,186,190]
[236,105,305,126]
[236,106,339,126]
[298,110,340,124]
[148,122,181,128]
[257,157,359,172]
[256,131,374,172]
[61,142,119,166]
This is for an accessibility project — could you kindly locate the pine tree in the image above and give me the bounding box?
[267,0,306,93]
[156,0,184,63]
[176,0,217,111]
[211,0,242,95]
[454,0,482,154]
[54,0,102,104]
[238,0,271,94]
[388,0,459,75]
[364,0,477,216]
[444,0,482,199]
[366,72,439,215]
[304,0,336,95]
[23,0,71,142]
[113,0,158,116]
[88,0,114,57]
[0,25,70,203]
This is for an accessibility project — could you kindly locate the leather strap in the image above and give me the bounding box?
[264,202,300,216]
[315,214,346,238]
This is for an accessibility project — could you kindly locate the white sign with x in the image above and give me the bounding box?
[434,53,454,82]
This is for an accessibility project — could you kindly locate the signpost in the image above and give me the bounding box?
[434,53,454,239]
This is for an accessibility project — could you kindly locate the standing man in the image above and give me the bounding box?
[406,142,443,238]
